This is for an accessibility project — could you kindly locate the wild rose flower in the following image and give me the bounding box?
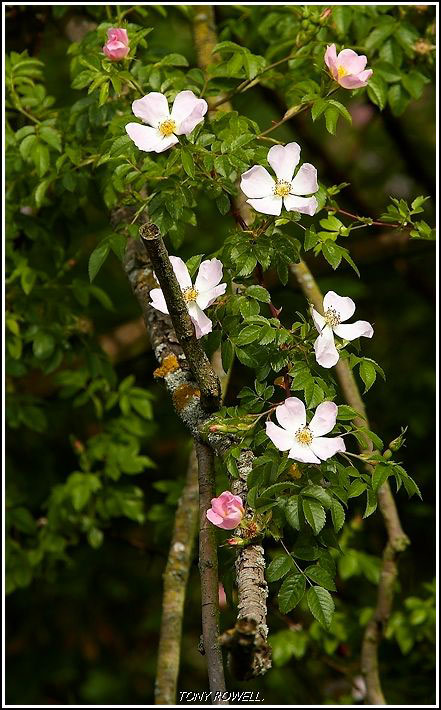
[206,492,244,530]
[266,398,345,464]
[324,45,373,89]
[149,256,226,339]
[240,143,318,217]
[102,28,129,61]
[125,90,208,153]
[312,290,374,369]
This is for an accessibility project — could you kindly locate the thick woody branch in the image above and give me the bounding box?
[291,258,409,704]
[140,222,221,412]
[155,449,199,705]
[196,442,228,701]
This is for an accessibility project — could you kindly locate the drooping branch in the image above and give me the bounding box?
[155,448,199,705]
[291,258,410,704]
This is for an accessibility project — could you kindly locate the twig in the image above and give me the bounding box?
[196,441,229,702]
[325,206,401,229]
[290,258,409,704]
[139,222,221,412]
[155,448,199,705]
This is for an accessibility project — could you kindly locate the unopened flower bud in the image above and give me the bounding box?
[103,28,129,61]
[388,427,407,452]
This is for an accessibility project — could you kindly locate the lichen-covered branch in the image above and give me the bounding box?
[155,448,199,705]
[291,258,410,704]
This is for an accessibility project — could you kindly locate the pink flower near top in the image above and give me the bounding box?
[266,398,345,464]
[312,291,374,369]
[240,143,318,217]
[149,256,226,339]
[126,90,208,153]
[102,28,129,61]
[206,492,244,530]
[324,44,373,89]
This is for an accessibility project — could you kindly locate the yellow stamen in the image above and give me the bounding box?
[324,307,341,327]
[159,119,176,137]
[183,287,198,303]
[274,179,291,197]
[295,427,313,446]
[337,66,348,79]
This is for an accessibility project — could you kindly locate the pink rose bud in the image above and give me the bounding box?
[206,491,244,530]
[103,28,129,61]
[226,537,244,546]
[324,44,373,89]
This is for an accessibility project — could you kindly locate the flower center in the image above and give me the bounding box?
[183,287,199,303]
[158,119,176,137]
[295,426,313,446]
[337,66,349,79]
[274,179,291,197]
[324,307,341,327]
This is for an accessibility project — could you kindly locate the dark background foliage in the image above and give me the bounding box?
[5,4,436,705]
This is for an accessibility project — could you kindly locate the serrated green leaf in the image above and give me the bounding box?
[89,243,110,282]
[305,565,336,591]
[267,554,293,582]
[302,499,326,535]
[307,586,334,629]
[278,572,306,614]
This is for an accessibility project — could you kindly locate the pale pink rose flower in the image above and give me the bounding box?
[102,28,129,61]
[312,291,374,369]
[206,491,244,530]
[240,143,318,217]
[266,398,345,464]
[324,44,373,89]
[125,90,208,153]
[149,256,226,339]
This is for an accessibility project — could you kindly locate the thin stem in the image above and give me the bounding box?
[326,206,402,229]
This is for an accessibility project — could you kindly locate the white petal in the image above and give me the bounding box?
[267,142,300,182]
[195,258,223,293]
[132,93,170,127]
[196,283,226,310]
[153,134,179,153]
[265,421,293,452]
[312,307,327,333]
[240,165,275,198]
[247,195,283,216]
[187,302,212,338]
[169,256,192,290]
[333,321,374,340]
[310,436,345,461]
[290,163,318,196]
[276,397,306,433]
[309,401,338,437]
[288,442,321,464]
[149,288,169,314]
[125,123,164,153]
[314,326,339,369]
[323,291,355,322]
[171,90,208,135]
[283,195,318,216]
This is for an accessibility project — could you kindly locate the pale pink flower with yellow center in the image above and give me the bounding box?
[149,256,226,339]
[312,291,374,369]
[125,90,208,153]
[206,491,244,530]
[102,28,129,61]
[266,398,345,464]
[240,143,318,217]
[324,44,373,89]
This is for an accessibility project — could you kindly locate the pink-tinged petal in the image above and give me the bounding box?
[211,498,227,515]
[103,41,130,60]
[312,307,327,333]
[276,397,306,433]
[290,163,318,196]
[206,509,225,527]
[267,142,301,182]
[132,92,170,127]
[323,291,355,322]
[337,49,367,75]
[217,512,243,530]
[125,123,163,152]
[339,71,372,89]
[196,283,226,310]
[171,90,208,135]
[324,44,338,78]
[284,195,318,216]
[169,256,192,290]
[187,302,212,338]
[240,165,275,198]
[288,442,321,464]
[314,326,339,369]
[231,494,244,509]
[154,134,179,153]
[107,28,129,45]
[309,401,338,437]
[310,436,346,461]
[247,195,283,216]
[265,421,294,452]
[333,320,374,340]
[149,288,169,314]
[194,258,223,293]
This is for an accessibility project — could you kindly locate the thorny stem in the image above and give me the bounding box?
[326,206,402,229]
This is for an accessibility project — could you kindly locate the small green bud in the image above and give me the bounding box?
[388,426,408,452]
